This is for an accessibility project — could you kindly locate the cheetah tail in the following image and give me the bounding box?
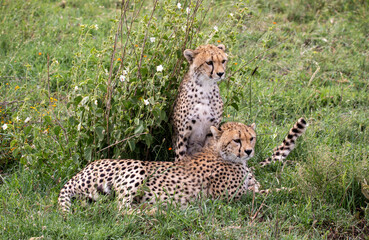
[58,182,76,215]
[259,118,308,167]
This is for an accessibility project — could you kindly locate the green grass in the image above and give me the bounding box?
[1,0,369,239]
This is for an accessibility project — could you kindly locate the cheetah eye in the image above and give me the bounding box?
[222,60,226,64]
[233,139,241,144]
[206,61,213,65]
[250,137,254,141]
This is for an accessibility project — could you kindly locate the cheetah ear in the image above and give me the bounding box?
[217,44,226,51]
[250,123,256,130]
[210,126,221,139]
[184,49,196,64]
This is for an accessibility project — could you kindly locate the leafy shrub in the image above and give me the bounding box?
[0,0,257,179]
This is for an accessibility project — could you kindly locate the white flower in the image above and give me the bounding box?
[230,13,234,17]
[94,100,98,105]
[156,65,163,72]
[16,116,20,121]
[150,37,155,43]
[94,24,99,30]
[123,70,128,75]
[186,7,190,14]
[119,75,126,82]
[144,99,149,105]
[177,3,181,9]
[2,124,7,130]
[25,117,31,123]
[214,26,218,32]
[74,86,79,91]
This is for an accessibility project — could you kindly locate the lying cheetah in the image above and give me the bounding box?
[171,44,227,162]
[58,121,255,214]
[58,119,307,213]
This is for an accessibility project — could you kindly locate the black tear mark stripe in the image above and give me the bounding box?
[238,131,243,148]
[210,56,214,76]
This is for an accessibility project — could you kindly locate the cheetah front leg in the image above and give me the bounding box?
[113,171,147,212]
[174,120,192,162]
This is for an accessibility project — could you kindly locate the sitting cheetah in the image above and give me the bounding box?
[58,121,256,214]
[171,44,227,162]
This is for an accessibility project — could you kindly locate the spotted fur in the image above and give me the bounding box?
[171,44,228,162]
[58,122,256,214]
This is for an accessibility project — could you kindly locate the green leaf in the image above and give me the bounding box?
[95,126,105,141]
[53,126,61,136]
[153,108,161,119]
[231,103,239,111]
[68,116,77,125]
[232,95,240,103]
[98,84,107,93]
[12,148,20,158]
[72,154,79,163]
[144,134,153,147]
[74,96,83,106]
[10,139,17,148]
[160,110,167,121]
[84,146,92,161]
[24,126,32,135]
[134,124,144,134]
[44,115,52,124]
[128,140,136,151]
[140,67,148,76]
[81,96,89,106]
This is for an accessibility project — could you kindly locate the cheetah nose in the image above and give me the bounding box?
[245,149,252,155]
[217,72,224,77]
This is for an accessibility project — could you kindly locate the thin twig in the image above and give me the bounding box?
[0,100,24,106]
[137,0,158,80]
[105,12,125,157]
[47,54,50,106]
[308,62,320,86]
[97,132,148,153]
[250,191,269,224]
[54,117,71,158]
[273,205,280,238]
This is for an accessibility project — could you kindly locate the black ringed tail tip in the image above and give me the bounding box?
[260,118,308,167]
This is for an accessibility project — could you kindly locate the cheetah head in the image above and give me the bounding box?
[210,122,256,164]
[184,44,228,83]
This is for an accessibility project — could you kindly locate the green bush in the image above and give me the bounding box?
[0,0,258,179]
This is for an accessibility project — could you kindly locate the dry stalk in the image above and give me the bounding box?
[250,191,269,225]
[308,62,320,86]
[137,0,159,80]
[97,132,148,153]
[47,54,50,106]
